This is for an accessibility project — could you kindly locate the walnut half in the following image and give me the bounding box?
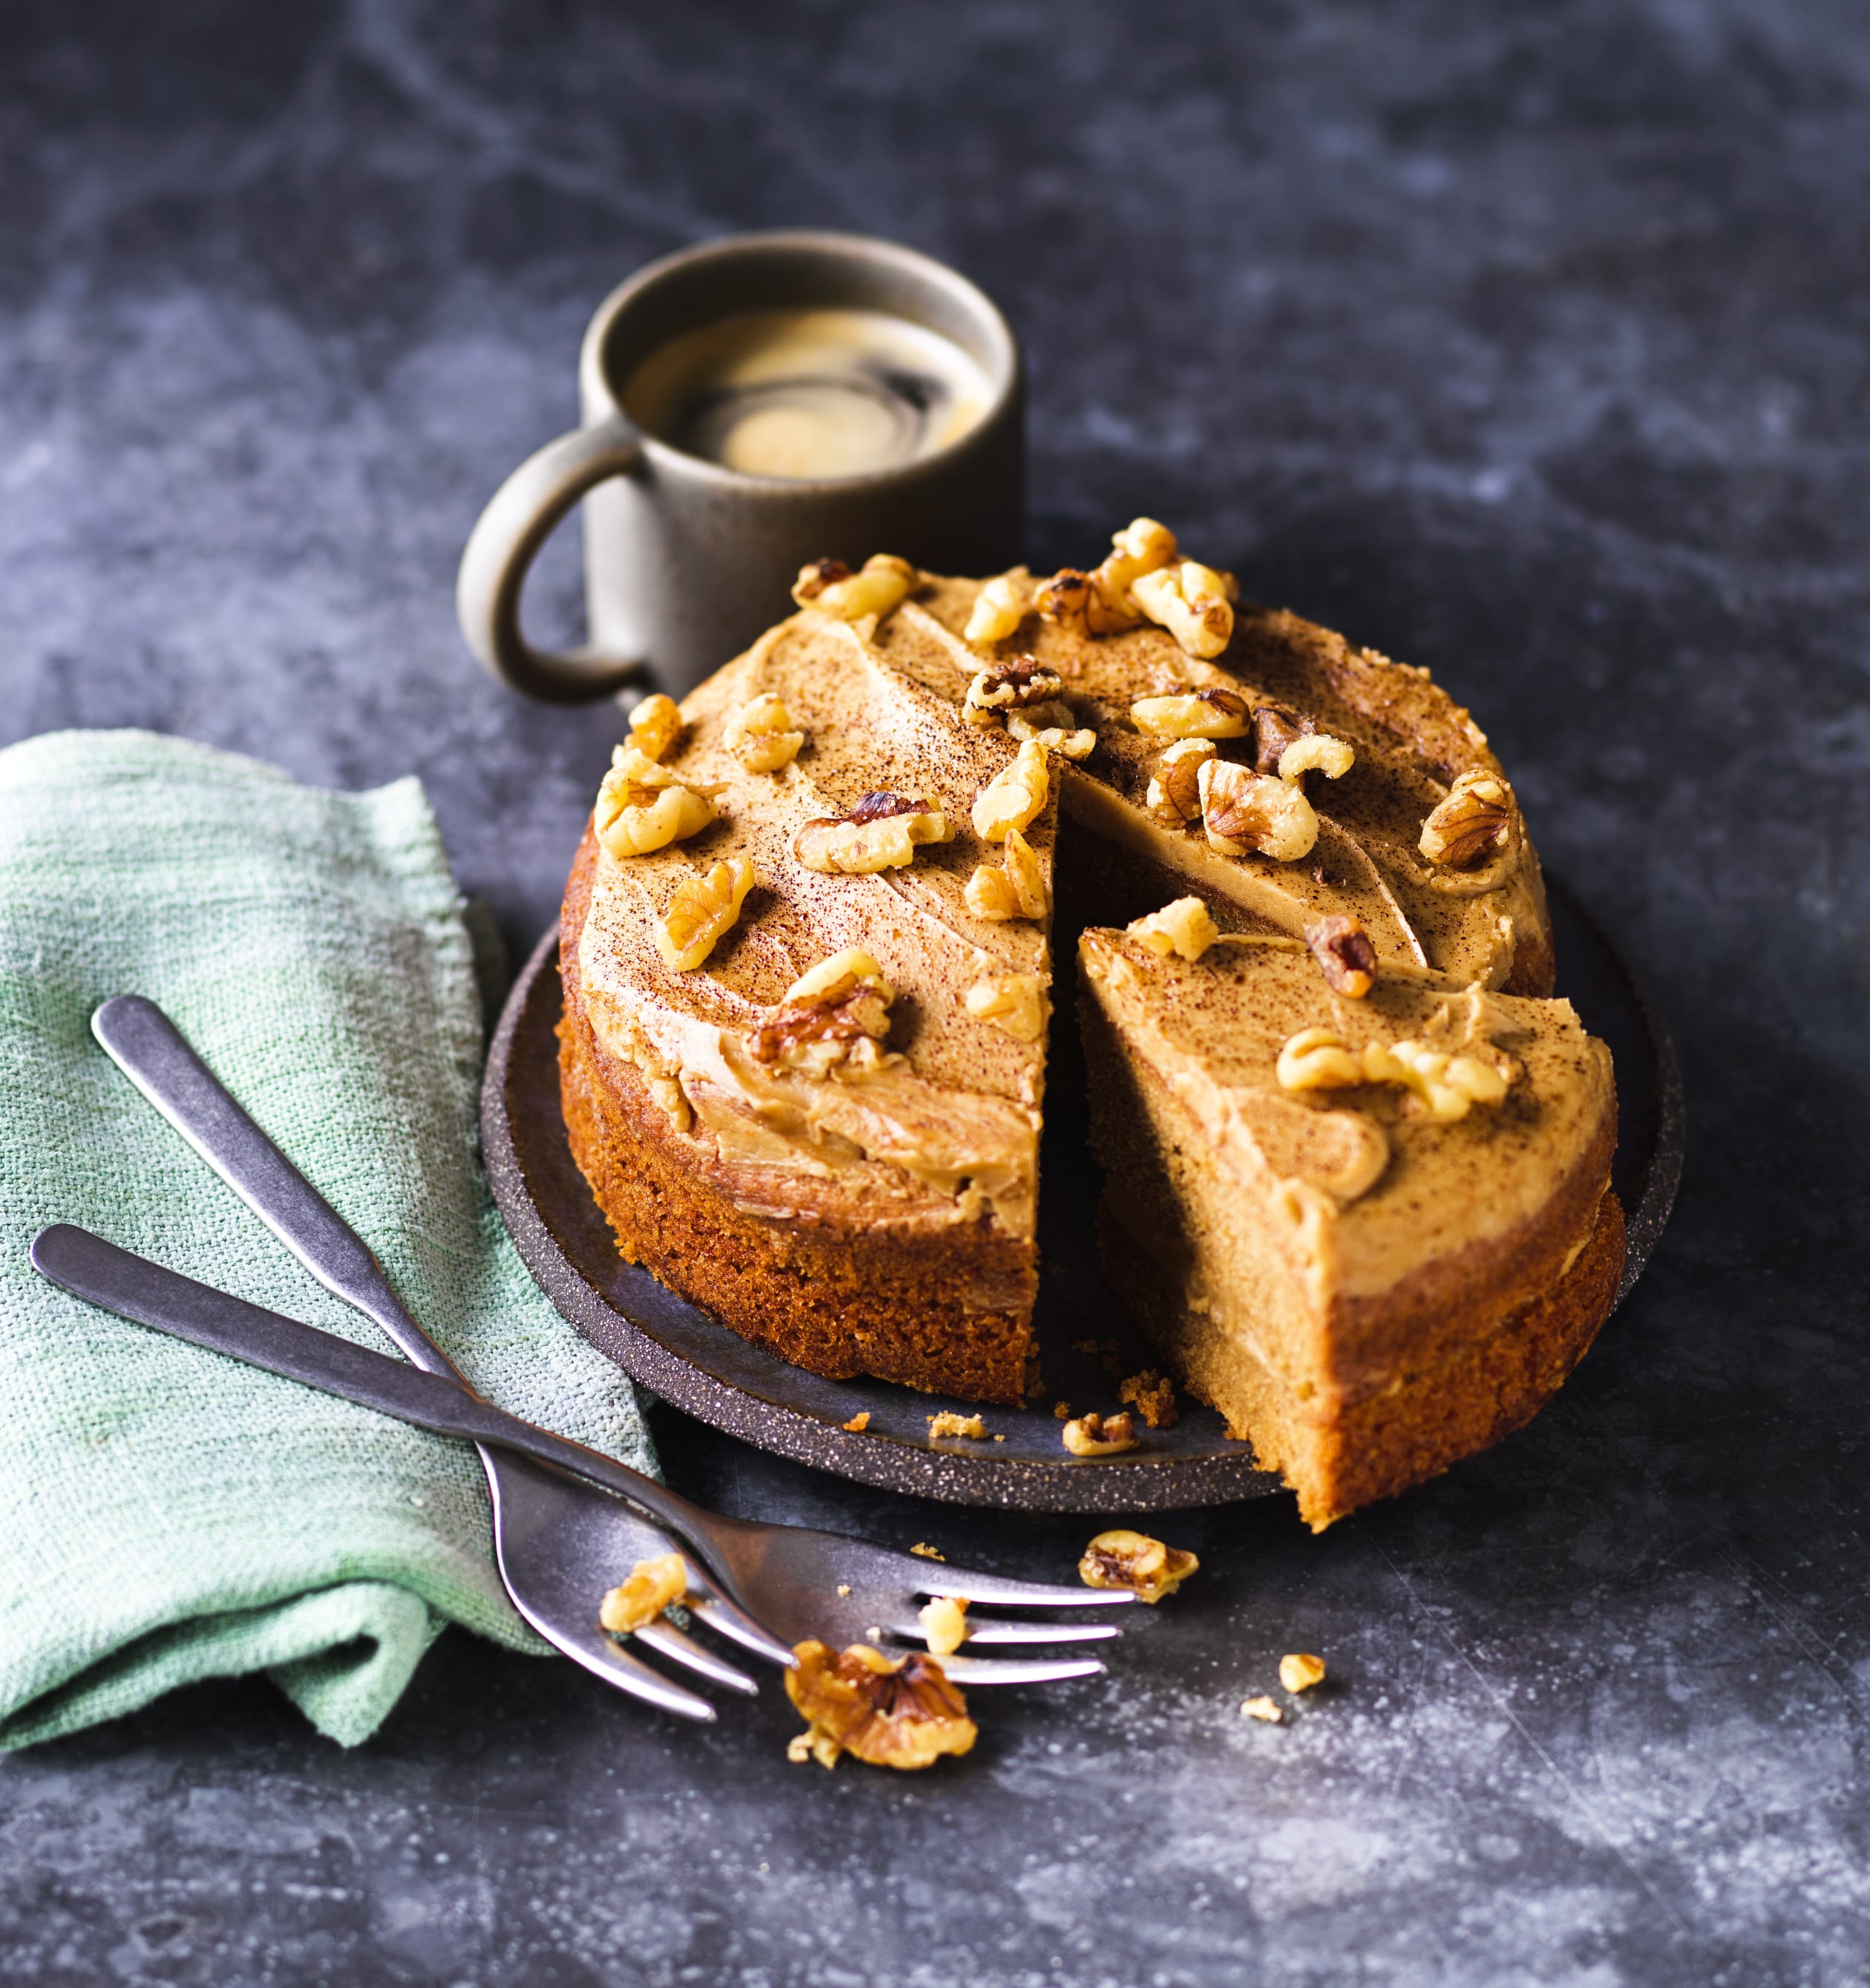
[1419,769,1517,872]
[784,1641,977,1771]
[795,792,955,873]
[1198,758,1319,863]
[657,858,757,972]
[726,691,805,773]
[745,947,894,1075]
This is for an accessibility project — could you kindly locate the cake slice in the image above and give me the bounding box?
[1077,925,1624,1527]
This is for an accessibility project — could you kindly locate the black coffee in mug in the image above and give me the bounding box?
[620,306,993,481]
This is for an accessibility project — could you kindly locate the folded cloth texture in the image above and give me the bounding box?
[0,729,655,1749]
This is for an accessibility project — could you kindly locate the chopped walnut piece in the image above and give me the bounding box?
[783,947,893,1008]
[1129,687,1250,741]
[1363,1038,1513,1123]
[1199,758,1318,863]
[965,973,1050,1042]
[1005,715,1096,760]
[909,1542,945,1561]
[927,1412,988,1439]
[1280,1653,1327,1694]
[1117,1368,1179,1430]
[627,693,684,763]
[792,552,917,622]
[794,792,954,872]
[1061,1411,1138,1457]
[745,953,893,1075]
[1276,1027,1367,1092]
[971,739,1051,840]
[918,1597,968,1658]
[1420,769,1516,869]
[1034,565,1140,638]
[598,1551,690,1634]
[1251,703,1316,775]
[1131,560,1235,658]
[1146,738,1217,825]
[1078,1528,1198,1602]
[1278,733,1356,782]
[726,690,806,773]
[963,655,1065,727]
[963,827,1050,922]
[656,858,757,972]
[593,766,717,858]
[1096,516,1180,606]
[1241,1696,1284,1724]
[1307,915,1378,997]
[785,1641,977,1771]
[842,1412,871,1434]
[965,574,1028,644]
[1128,896,1219,963]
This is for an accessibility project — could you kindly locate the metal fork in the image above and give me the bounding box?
[83,997,1128,1713]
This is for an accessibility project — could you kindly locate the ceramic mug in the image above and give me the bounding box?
[457,230,1026,705]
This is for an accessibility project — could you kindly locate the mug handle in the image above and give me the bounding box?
[456,411,647,704]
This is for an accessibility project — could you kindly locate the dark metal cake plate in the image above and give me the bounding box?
[482,877,1682,1513]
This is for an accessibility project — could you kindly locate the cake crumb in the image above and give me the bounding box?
[992,1433,1006,1442]
[918,1596,968,1657]
[1280,1653,1327,1694]
[1242,1696,1284,1724]
[836,1584,852,1597]
[1118,1368,1179,1430]
[910,1542,945,1561]
[927,1412,988,1439]
[1053,1400,1072,1420]
[842,1412,871,1433]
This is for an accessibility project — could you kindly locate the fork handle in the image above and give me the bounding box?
[30,1223,731,1547]
[91,996,451,1379]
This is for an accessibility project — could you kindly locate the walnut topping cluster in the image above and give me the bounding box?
[972,739,1052,841]
[627,693,684,763]
[1077,1528,1199,1603]
[917,1596,969,1657]
[964,573,1028,645]
[785,1641,977,1771]
[1275,1025,1516,1123]
[1035,519,1239,658]
[1128,896,1220,962]
[657,858,757,972]
[794,791,955,873]
[1117,1368,1179,1429]
[1130,686,1250,742]
[745,947,895,1076]
[965,972,1050,1042]
[963,655,1066,728]
[964,827,1049,922]
[1060,1409,1138,1456]
[1306,914,1378,997]
[598,1551,690,1635]
[791,552,917,623]
[725,690,805,773]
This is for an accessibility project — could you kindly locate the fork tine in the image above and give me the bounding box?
[882,1618,1121,1647]
[915,1568,1137,1610]
[630,1619,759,1695]
[543,1621,718,1722]
[936,1652,1108,1686]
[686,1593,801,1668]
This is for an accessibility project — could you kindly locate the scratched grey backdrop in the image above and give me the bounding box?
[2,1,1868,1983]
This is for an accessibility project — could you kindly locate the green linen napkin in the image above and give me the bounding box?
[0,729,655,1749]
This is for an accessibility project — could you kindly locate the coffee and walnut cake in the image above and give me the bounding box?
[558,523,1622,1524]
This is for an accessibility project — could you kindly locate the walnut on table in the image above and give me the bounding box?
[785,1641,976,1771]
[1280,1652,1327,1694]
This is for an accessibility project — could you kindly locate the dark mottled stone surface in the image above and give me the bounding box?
[2,1,1866,1982]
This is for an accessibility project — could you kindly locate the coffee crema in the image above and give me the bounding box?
[621,307,993,481]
